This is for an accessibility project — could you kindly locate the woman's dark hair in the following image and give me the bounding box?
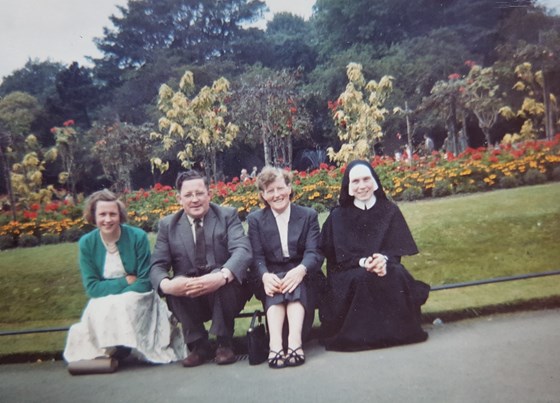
[175,170,208,191]
[83,189,127,225]
[338,160,387,207]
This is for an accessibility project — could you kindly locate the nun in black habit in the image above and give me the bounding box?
[319,160,429,351]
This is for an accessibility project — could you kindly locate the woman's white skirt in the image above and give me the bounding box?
[63,291,186,363]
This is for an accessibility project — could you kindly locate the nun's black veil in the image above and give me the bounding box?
[338,160,387,207]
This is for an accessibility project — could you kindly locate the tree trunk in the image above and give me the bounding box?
[542,72,554,140]
[481,128,492,148]
[261,128,270,166]
[461,111,469,151]
[405,101,414,166]
[211,152,218,184]
[0,147,17,222]
[287,134,293,169]
[448,97,459,155]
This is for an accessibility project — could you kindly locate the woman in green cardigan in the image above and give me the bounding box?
[63,190,186,373]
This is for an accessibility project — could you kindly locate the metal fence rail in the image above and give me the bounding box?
[2,269,559,337]
[429,269,560,291]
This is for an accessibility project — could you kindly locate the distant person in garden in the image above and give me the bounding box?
[250,166,258,179]
[150,170,252,367]
[247,166,324,368]
[240,168,250,182]
[319,160,430,351]
[64,189,186,373]
[424,134,435,155]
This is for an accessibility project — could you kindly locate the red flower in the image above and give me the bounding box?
[63,119,75,127]
[61,209,69,215]
[448,73,461,80]
[319,163,329,170]
[45,202,59,212]
[23,211,38,219]
[30,203,40,211]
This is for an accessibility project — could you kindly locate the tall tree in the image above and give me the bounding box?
[93,0,266,74]
[91,122,155,193]
[327,63,393,164]
[462,63,505,146]
[51,120,81,200]
[152,70,239,182]
[312,0,534,61]
[0,59,63,103]
[512,29,560,140]
[421,74,466,154]
[230,66,312,168]
[0,123,17,221]
[261,12,317,71]
[9,134,57,209]
[47,62,99,128]
[0,91,43,139]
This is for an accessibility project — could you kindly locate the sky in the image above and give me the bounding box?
[0,0,315,80]
[0,0,558,81]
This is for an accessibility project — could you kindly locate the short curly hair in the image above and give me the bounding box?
[83,189,127,225]
[256,166,293,206]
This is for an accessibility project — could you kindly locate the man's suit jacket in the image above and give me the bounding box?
[150,203,252,290]
[247,203,323,279]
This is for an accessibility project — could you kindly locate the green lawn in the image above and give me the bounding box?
[1,182,559,359]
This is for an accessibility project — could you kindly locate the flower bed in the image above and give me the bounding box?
[1,136,559,249]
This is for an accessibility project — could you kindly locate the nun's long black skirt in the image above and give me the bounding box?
[321,263,429,351]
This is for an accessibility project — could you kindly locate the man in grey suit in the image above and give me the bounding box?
[150,170,252,367]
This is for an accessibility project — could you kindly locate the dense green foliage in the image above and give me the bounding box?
[0,0,559,196]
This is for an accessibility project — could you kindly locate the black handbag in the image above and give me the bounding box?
[246,310,268,365]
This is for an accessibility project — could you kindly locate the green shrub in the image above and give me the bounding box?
[550,166,560,181]
[455,181,481,194]
[499,175,520,189]
[0,235,15,250]
[523,169,547,185]
[151,219,161,233]
[61,227,86,243]
[401,186,424,201]
[18,234,40,248]
[41,233,61,245]
[432,180,454,198]
[311,202,327,213]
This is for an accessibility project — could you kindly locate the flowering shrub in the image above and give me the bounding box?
[124,182,179,231]
[0,136,558,248]
[378,136,560,200]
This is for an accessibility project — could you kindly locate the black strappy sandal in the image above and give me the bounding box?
[285,346,305,367]
[268,350,286,369]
